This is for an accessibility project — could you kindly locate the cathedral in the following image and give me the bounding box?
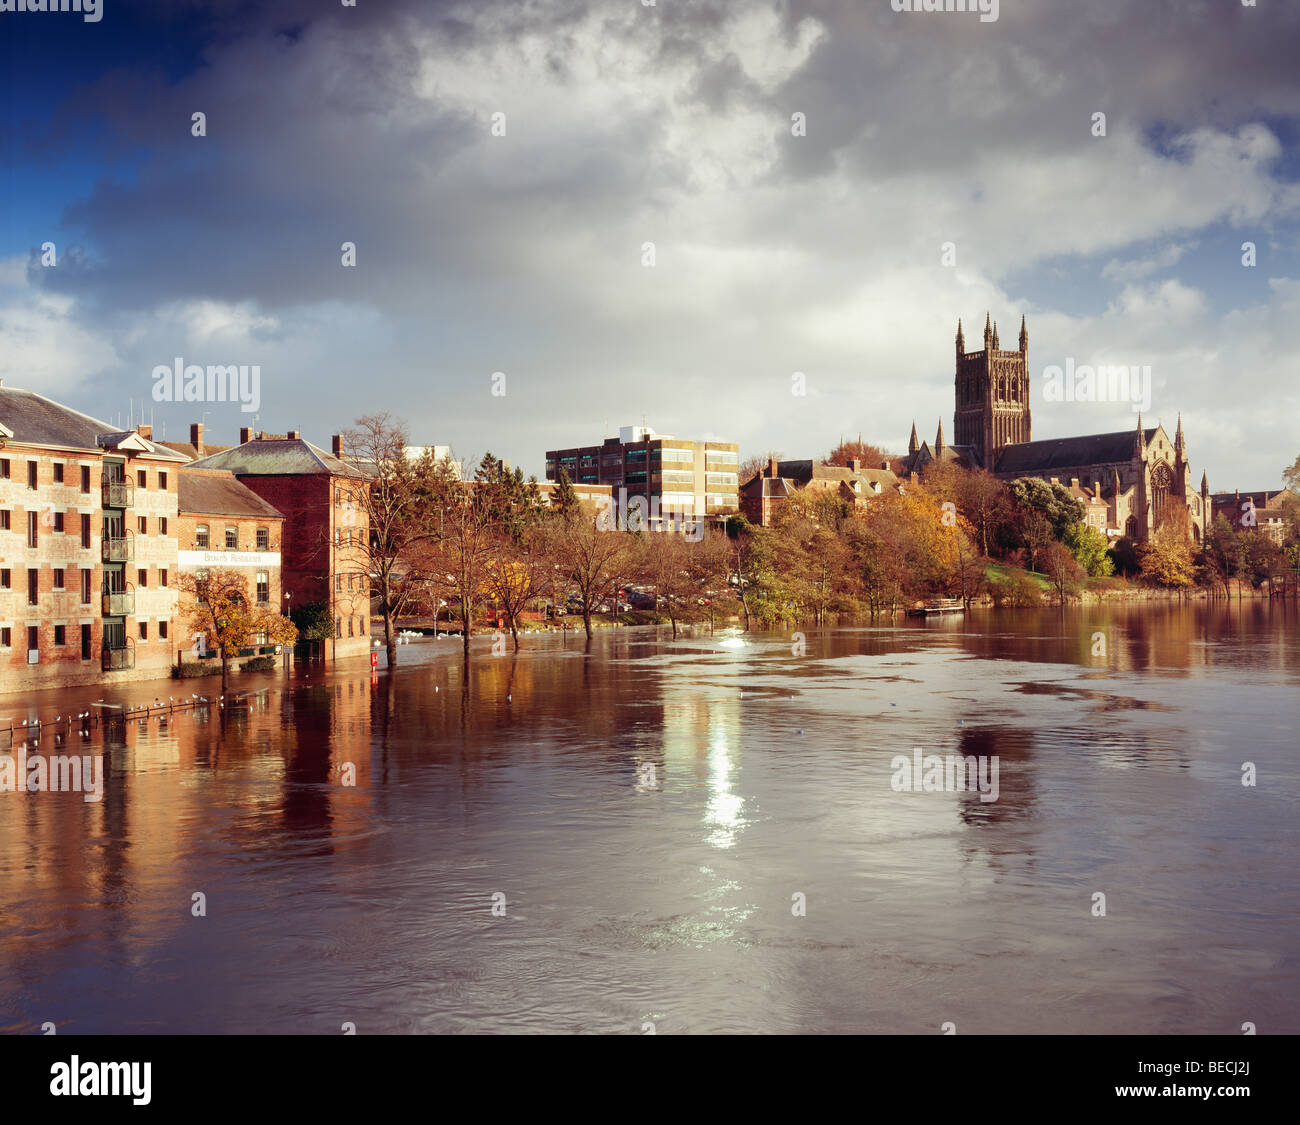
[903,314,1211,544]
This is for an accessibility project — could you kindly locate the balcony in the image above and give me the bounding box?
[102,478,134,508]
[102,583,135,617]
[102,530,135,562]
[102,639,135,672]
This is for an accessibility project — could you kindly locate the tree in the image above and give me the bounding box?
[180,568,297,692]
[723,515,768,629]
[844,517,907,615]
[957,469,1013,558]
[1201,515,1246,597]
[290,600,333,642]
[739,450,784,486]
[1108,536,1141,578]
[344,413,441,668]
[1063,523,1113,577]
[475,452,541,542]
[1041,541,1085,604]
[1139,524,1195,589]
[826,436,891,471]
[551,504,636,639]
[1018,511,1056,573]
[481,524,554,649]
[550,469,579,518]
[1282,454,1300,493]
[767,507,855,626]
[1010,477,1085,539]
[426,458,500,657]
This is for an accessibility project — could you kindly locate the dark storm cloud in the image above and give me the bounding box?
[5,0,1299,482]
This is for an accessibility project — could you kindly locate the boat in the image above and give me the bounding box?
[905,597,965,617]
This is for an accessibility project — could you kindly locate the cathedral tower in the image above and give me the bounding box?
[953,312,1032,469]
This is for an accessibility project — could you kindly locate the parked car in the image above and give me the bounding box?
[628,592,657,610]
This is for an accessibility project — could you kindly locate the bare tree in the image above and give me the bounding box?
[551,506,635,639]
[739,450,785,486]
[426,458,499,657]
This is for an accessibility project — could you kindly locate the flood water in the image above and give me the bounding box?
[2,602,1297,1034]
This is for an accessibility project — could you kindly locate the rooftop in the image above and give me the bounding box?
[178,468,285,519]
[0,384,189,461]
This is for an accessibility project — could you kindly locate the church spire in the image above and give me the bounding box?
[1134,412,1145,458]
[935,417,946,454]
[983,312,992,348]
[908,421,920,455]
[1175,412,1185,456]
[956,318,965,357]
[1019,314,1028,354]
[992,320,1000,350]
[1200,470,1209,496]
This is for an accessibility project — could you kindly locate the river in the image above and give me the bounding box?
[2,602,1297,1033]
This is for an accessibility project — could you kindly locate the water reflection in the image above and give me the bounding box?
[1,601,1296,1033]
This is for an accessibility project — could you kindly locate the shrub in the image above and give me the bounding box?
[240,655,277,672]
[987,569,1044,607]
[172,661,218,679]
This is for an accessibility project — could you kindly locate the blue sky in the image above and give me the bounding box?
[2,0,1298,489]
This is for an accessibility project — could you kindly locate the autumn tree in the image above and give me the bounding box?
[481,523,555,650]
[1041,541,1085,605]
[826,436,892,472]
[180,568,298,692]
[1139,523,1195,590]
[343,413,442,667]
[844,516,907,615]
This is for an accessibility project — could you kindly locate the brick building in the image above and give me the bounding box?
[0,385,188,693]
[189,431,372,661]
[176,467,287,648]
[740,457,902,527]
[1210,488,1298,544]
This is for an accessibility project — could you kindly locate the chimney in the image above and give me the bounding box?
[287,430,300,440]
[880,460,889,471]
[240,427,252,444]
[1070,477,1080,489]
[768,456,778,478]
[190,422,204,456]
[850,458,861,473]
[332,434,345,459]
[137,424,153,440]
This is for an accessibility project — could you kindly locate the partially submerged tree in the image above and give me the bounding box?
[180,568,297,692]
[343,413,441,668]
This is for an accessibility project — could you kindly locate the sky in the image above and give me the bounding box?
[2,0,1299,490]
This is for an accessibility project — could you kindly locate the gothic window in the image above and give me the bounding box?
[1150,462,1173,528]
